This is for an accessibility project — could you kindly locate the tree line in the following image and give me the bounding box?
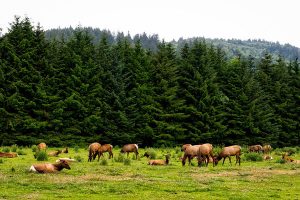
[0,17,299,147]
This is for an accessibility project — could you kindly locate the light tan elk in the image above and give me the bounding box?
[120,144,139,159]
[29,160,71,173]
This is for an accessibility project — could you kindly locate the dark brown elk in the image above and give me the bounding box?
[181,144,192,152]
[37,142,47,151]
[182,145,201,166]
[214,145,242,166]
[148,154,170,165]
[29,160,71,173]
[48,150,62,157]
[262,145,272,154]
[0,152,18,158]
[120,144,139,159]
[88,142,101,162]
[99,144,113,159]
[249,145,263,153]
[197,143,215,167]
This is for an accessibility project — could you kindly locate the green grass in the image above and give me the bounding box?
[0,147,299,199]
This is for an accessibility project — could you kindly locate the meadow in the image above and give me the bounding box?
[0,146,299,200]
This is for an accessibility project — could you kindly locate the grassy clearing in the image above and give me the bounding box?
[0,147,299,199]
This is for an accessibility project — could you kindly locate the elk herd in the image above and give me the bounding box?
[0,142,299,173]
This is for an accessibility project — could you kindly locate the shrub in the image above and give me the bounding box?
[11,144,18,152]
[2,147,10,153]
[282,147,297,156]
[144,148,157,159]
[243,152,263,161]
[31,145,37,153]
[74,155,83,162]
[100,158,108,166]
[174,146,181,154]
[17,150,27,155]
[35,151,48,161]
[123,158,131,166]
[275,158,286,164]
[114,153,125,163]
[74,145,80,153]
[0,159,3,164]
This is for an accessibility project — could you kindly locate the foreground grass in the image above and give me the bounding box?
[0,147,299,199]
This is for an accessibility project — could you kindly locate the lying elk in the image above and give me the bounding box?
[29,160,71,173]
[120,144,139,159]
[48,150,62,157]
[148,154,170,165]
[0,152,18,158]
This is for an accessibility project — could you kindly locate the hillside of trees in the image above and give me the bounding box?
[45,27,300,61]
[0,17,299,147]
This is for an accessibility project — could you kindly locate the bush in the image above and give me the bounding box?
[74,155,83,162]
[275,158,286,164]
[114,153,125,163]
[123,158,131,166]
[31,145,37,153]
[2,147,10,153]
[17,150,27,155]
[11,144,18,152]
[0,159,3,164]
[243,152,263,161]
[100,158,108,166]
[74,145,80,153]
[35,151,48,161]
[282,147,297,156]
[144,148,157,159]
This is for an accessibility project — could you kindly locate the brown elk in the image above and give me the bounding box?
[88,142,101,162]
[29,160,71,173]
[181,144,192,152]
[197,143,215,167]
[37,142,47,151]
[214,145,242,166]
[99,144,113,159]
[48,150,62,157]
[148,154,170,165]
[249,145,263,153]
[62,147,69,153]
[0,152,18,158]
[262,145,272,154]
[120,144,139,159]
[263,155,273,161]
[182,145,201,166]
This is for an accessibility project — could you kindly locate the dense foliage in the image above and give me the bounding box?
[45,27,300,60]
[0,17,299,147]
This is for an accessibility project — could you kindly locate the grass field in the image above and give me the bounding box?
[0,146,299,200]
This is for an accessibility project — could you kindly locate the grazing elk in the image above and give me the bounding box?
[197,143,215,167]
[29,160,71,173]
[262,145,272,154]
[181,144,192,152]
[88,142,101,162]
[99,144,114,159]
[214,145,242,166]
[182,145,201,166]
[148,154,170,165]
[249,145,263,153]
[0,152,18,158]
[120,144,139,159]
